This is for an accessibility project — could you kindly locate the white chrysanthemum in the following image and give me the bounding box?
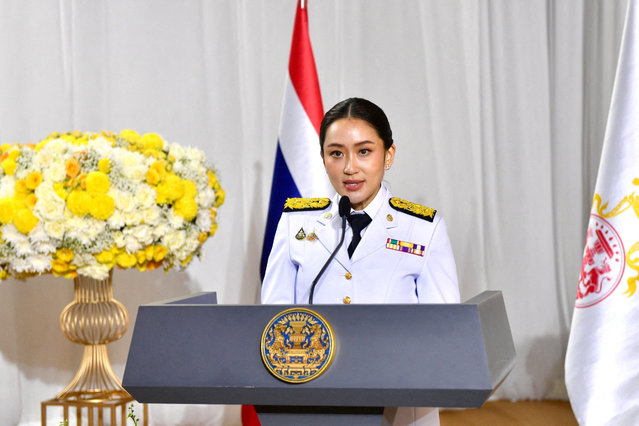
[14,238,34,257]
[66,217,93,245]
[107,210,126,229]
[88,137,112,155]
[28,224,50,244]
[0,176,15,198]
[123,210,143,226]
[126,225,154,246]
[12,258,32,273]
[152,222,169,240]
[74,252,95,267]
[44,221,65,239]
[28,254,52,273]
[185,147,206,163]
[43,139,68,155]
[113,231,125,248]
[124,235,142,253]
[34,241,56,254]
[142,206,161,227]
[32,150,54,171]
[196,187,215,208]
[168,211,184,229]
[117,151,147,181]
[84,217,106,241]
[77,263,110,280]
[168,143,186,160]
[163,230,186,252]
[136,185,156,209]
[196,209,212,233]
[113,190,137,213]
[2,224,27,246]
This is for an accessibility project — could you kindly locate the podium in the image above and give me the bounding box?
[123,291,515,425]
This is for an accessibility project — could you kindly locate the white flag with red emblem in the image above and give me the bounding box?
[565,0,639,423]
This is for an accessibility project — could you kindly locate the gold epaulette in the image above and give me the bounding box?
[283,197,331,212]
[389,198,436,222]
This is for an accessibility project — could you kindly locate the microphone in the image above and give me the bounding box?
[308,196,351,304]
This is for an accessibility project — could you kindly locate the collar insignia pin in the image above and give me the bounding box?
[295,228,306,240]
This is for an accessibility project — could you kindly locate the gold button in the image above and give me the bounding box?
[387,214,393,222]
[345,272,352,280]
[324,212,332,219]
[343,296,351,304]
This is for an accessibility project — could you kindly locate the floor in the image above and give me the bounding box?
[440,400,578,425]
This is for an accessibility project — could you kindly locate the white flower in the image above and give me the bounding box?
[77,263,110,280]
[196,209,212,233]
[136,186,156,209]
[113,231,125,248]
[196,187,215,208]
[44,221,65,239]
[0,176,15,198]
[42,162,66,182]
[142,206,160,227]
[163,230,186,252]
[28,254,52,273]
[113,190,137,212]
[123,210,143,226]
[124,235,142,253]
[2,224,26,246]
[28,224,50,243]
[107,210,125,229]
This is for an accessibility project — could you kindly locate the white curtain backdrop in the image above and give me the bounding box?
[0,0,629,424]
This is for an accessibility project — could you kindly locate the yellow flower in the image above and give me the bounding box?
[153,245,168,262]
[119,129,142,144]
[14,208,38,234]
[25,193,38,209]
[51,259,70,274]
[56,248,74,263]
[144,245,154,260]
[214,188,225,207]
[198,232,208,244]
[135,251,147,264]
[65,158,81,178]
[25,171,43,190]
[116,252,137,268]
[53,182,68,200]
[209,222,218,236]
[145,168,161,186]
[207,170,217,188]
[141,133,165,150]
[156,173,184,204]
[98,158,111,173]
[183,180,197,198]
[89,193,115,220]
[174,196,197,221]
[0,269,9,280]
[0,198,16,224]
[0,144,12,152]
[95,249,115,265]
[210,208,217,222]
[67,190,92,216]
[85,171,110,194]
[1,158,17,175]
[14,179,29,195]
[8,149,20,160]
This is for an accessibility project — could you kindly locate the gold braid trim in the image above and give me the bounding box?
[389,198,436,222]
[283,198,331,212]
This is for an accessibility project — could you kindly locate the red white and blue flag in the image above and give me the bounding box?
[565,0,639,423]
[245,2,330,424]
[259,0,332,280]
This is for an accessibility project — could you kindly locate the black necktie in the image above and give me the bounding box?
[346,213,372,258]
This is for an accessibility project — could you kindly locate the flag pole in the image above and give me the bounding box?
[300,0,306,10]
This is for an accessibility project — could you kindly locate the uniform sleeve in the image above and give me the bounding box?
[261,213,298,304]
[416,217,460,303]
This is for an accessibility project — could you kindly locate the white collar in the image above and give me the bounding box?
[350,184,387,219]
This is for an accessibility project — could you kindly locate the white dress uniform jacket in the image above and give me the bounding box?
[262,185,459,305]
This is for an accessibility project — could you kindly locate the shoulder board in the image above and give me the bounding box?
[389,198,436,222]
[283,198,331,212]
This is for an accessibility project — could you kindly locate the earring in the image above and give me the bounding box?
[385,164,390,170]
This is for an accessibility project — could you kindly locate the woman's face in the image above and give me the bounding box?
[322,118,395,210]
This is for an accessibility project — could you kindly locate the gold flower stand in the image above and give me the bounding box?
[41,272,147,425]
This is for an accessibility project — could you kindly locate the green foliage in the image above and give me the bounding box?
[127,403,139,426]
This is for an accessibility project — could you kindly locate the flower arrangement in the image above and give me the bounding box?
[0,130,224,280]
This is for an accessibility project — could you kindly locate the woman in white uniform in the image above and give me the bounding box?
[262,97,460,425]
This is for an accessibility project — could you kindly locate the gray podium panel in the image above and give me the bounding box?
[123,291,514,409]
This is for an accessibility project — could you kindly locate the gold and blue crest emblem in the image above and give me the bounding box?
[261,308,335,383]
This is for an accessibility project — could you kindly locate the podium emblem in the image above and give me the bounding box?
[261,308,335,383]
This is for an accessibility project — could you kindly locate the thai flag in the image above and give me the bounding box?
[244,2,330,424]
[259,0,332,280]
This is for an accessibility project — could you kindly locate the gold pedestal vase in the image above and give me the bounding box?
[57,270,130,402]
